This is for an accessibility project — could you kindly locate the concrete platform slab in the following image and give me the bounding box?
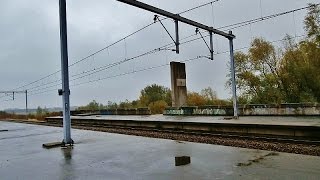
[1,121,320,180]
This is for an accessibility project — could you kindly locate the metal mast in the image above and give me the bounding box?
[59,0,73,144]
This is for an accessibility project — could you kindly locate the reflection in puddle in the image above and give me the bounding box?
[62,146,73,163]
[59,146,75,179]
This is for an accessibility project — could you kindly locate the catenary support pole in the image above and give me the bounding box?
[25,90,28,119]
[209,31,214,60]
[59,0,73,144]
[228,31,238,118]
[175,19,179,54]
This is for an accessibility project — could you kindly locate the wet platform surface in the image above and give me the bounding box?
[1,121,320,180]
[66,115,320,127]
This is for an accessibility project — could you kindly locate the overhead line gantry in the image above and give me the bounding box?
[117,0,238,118]
[56,0,239,146]
[0,90,28,115]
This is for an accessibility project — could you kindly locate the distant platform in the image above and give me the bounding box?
[46,115,320,139]
[164,104,320,116]
[62,115,320,126]
[1,121,320,179]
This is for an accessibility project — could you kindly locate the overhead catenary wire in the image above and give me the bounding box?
[28,56,204,96]
[1,0,216,102]
[3,3,316,100]
[22,32,205,93]
[5,2,312,95]
[1,1,218,100]
[4,1,220,93]
[3,2,316,118]
[219,3,319,31]
[13,4,314,95]
[1,1,221,103]
[27,35,209,94]
[27,34,306,97]
[179,0,219,15]
[1,98,14,102]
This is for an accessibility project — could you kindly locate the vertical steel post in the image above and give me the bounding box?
[175,19,179,54]
[209,31,214,60]
[228,31,238,118]
[25,90,28,119]
[59,0,72,144]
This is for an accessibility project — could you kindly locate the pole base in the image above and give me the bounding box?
[42,142,64,149]
[61,139,74,147]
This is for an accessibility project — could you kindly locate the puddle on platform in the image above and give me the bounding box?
[61,146,74,161]
[237,152,279,167]
[175,140,185,144]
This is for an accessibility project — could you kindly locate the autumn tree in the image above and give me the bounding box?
[76,100,104,111]
[229,38,283,104]
[149,100,168,114]
[280,4,320,102]
[36,106,48,116]
[187,92,207,106]
[201,87,217,104]
[304,4,320,44]
[139,84,171,106]
[229,4,320,104]
[106,101,118,109]
[119,99,133,109]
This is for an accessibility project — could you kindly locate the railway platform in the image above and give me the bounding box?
[1,121,320,180]
[46,115,320,139]
[50,114,320,126]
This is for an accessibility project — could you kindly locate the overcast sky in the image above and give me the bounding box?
[0,0,318,110]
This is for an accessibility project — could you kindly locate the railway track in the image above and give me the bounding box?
[75,123,320,146]
[4,119,320,146]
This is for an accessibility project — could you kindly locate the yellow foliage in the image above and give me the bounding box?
[148,100,168,114]
[187,92,206,106]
